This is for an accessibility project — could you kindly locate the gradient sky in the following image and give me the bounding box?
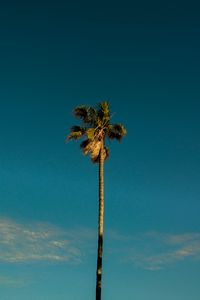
[0,0,200,299]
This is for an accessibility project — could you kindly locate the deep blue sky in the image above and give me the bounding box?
[0,1,200,299]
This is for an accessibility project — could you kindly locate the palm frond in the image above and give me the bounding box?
[97,101,110,124]
[74,106,88,121]
[86,128,96,139]
[70,125,85,133]
[80,139,92,155]
[90,140,101,161]
[91,154,100,163]
[107,123,127,141]
[90,145,109,163]
[74,105,98,125]
[103,146,110,161]
[87,107,98,126]
[67,125,85,141]
[80,138,102,162]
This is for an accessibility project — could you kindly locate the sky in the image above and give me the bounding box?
[0,0,200,299]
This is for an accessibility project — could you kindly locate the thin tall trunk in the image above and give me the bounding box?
[96,140,104,300]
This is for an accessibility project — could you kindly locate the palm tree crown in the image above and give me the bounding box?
[67,101,126,162]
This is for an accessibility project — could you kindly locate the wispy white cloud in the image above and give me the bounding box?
[0,275,27,287]
[0,217,95,264]
[106,229,132,241]
[126,231,200,271]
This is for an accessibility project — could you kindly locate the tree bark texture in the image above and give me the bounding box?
[96,140,104,300]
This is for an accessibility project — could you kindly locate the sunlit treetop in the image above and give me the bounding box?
[67,101,127,163]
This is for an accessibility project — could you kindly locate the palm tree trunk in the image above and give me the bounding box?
[96,140,104,300]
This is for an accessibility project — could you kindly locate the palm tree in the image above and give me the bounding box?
[67,101,126,300]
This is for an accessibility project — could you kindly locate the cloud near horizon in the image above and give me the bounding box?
[126,231,200,271]
[0,275,27,287]
[0,217,95,264]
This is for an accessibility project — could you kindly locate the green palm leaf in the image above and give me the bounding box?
[67,125,85,140]
[97,101,110,124]
[74,105,98,125]
[107,123,127,141]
